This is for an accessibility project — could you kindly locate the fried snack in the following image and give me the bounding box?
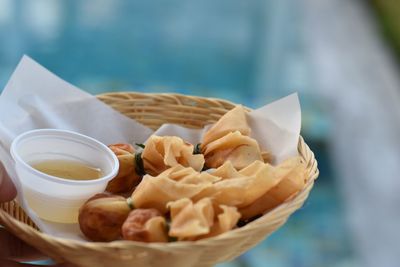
[131,165,220,213]
[208,159,243,179]
[195,161,283,208]
[197,205,241,239]
[122,209,168,243]
[239,157,307,219]
[201,105,263,170]
[78,193,131,242]
[202,131,263,170]
[261,151,274,164]
[202,105,251,146]
[168,198,241,240]
[109,143,135,154]
[167,198,214,240]
[106,144,141,193]
[142,135,205,176]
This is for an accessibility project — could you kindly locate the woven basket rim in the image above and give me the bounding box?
[98,91,244,112]
[99,91,238,103]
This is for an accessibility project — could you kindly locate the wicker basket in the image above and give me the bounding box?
[0,92,319,267]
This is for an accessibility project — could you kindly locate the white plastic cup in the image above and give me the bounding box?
[10,129,119,224]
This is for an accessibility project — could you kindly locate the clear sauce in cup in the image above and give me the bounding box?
[32,160,103,181]
[11,129,119,224]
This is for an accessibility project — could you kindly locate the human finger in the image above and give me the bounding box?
[0,162,17,203]
[0,227,46,262]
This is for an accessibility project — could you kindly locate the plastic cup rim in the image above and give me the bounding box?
[10,128,119,186]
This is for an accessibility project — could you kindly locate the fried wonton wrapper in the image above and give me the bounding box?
[202,105,251,146]
[131,165,220,213]
[142,135,205,176]
[197,205,241,239]
[122,209,168,243]
[195,161,283,208]
[201,104,273,169]
[202,131,263,170]
[78,193,131,242]
[168,198,241,240]
[239,157,307,219]
[261,151,274,164]
[106,144,141,193]
[167,198,214,240]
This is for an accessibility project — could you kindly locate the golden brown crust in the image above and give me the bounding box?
[122,209,168,242]
[109,143,135,155]
[106,144,141,193]
[142,136,205,176]
[239,157,307,219]
[78,193,131,242]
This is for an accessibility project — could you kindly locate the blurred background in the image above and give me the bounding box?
[1,0,400,266]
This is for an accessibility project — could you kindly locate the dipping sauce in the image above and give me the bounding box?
[31,160,103,180]
[26,160,104,223]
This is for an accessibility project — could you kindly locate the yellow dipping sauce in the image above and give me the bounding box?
[31,160,102,180]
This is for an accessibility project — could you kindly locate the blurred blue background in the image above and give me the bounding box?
[1,0,400,267]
